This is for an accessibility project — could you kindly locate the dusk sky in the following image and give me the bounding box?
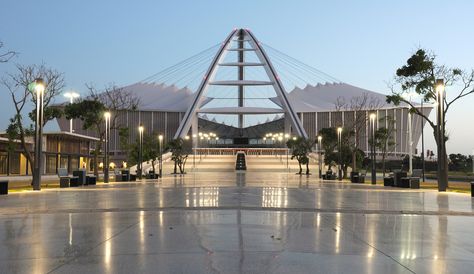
[1,0,473,154]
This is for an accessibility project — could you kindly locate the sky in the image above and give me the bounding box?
[1,0,473,154]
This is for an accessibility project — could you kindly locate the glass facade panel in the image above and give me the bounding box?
[70,156,79,172]
[9,152,20,174]
[0,152,7,175]
[59,156,69,171]
[46,154,57,174]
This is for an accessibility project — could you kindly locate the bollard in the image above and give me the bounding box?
[471,182,474,198]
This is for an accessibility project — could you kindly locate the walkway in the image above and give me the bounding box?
[1,172,473,273]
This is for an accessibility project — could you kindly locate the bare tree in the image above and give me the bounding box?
[0,41,16,63]
[335,92,384,171]
[1,64,65,186]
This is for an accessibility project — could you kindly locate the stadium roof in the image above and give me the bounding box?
[122,82,392,112]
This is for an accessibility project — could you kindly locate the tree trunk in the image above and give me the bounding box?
[306,161,309,175]
[352,151,357,171]
[433,128,449,191]
[382,153,386,178]
[298,160,302,174]
[151,160,156,174]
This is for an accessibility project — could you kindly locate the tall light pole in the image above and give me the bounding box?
[369,113,377,185]
[408,109,413,176]
[192,134,197,170]
[436,79,447,191]
[158,134,163,178]
[104,111,111,183]
[421,99,426,182]
[337,127,343,181]
[64,91,80,133]
[318,135,323,178]
[138,124,144,179]
[32,78,45,190]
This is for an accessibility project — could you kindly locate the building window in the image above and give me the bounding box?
[70,156,79,172]
[59,156,69,172]
[9,152,20,174]
[0,152,7,175]
[46,154,57,174]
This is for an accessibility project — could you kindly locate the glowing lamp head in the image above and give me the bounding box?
[337,127,343,134]
[284,134,290,138]
[33,78,45,94]
[436,79,445,94]
[278,136,283,141]
[369,113,376,120]
[104,112,111,119]
[317,135,322,141]
[138,125,144,133]
[215,137,219,140]
[263,137,267,141]
[292,137,297,140]
[185,135,190,140]
[158,134,163,140]
[192,134,197,138]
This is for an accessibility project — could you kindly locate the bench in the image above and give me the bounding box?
[322,170,336,180]
[58,168,79,188]
[351,171,366,184]
[400,169,421,189]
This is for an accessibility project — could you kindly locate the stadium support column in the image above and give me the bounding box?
[192,114,198,148]
[238,29,244,134]
[284,115,291,136]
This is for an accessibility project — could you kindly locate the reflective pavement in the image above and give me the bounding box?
[1,172,474,273]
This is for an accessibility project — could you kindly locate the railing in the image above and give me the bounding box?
[192,147,290,156]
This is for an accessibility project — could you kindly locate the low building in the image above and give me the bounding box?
[0,132,99,176]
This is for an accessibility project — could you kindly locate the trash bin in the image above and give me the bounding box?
[393,171,407,187]
[350,171,359,183]
[73,169,86,185]
[122,170,130,181]
[471,182,474,198]
[0,180,8,195]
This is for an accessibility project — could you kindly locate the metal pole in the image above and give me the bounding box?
[159,137,163,178]
[421,100,425,182]
[371,117,376,185]
[69,96,73,133]
[318,138,322,178]
[104,115,109,183]
[33,78,44,190]
[408,110,413,175]
[338,130,342,181]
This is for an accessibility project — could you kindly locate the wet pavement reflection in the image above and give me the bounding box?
[1,172,474,273]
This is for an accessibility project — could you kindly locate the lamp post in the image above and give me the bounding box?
[138,124,144,179]
[436,79,447,191]
[369,113,377,185]
[421,98,426,182]
[337,127,343,181]
[104,111,111,183]
[32,78,45,190]
[158,134,163,178]
[192,134,197,170]
[318,135,323,178]
[64,91,80,133]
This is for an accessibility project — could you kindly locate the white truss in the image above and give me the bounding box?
[174,28,308,139]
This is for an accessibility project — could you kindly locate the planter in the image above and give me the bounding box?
[0,181,8,195]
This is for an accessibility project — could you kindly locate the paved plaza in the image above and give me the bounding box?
[1,172,474,274]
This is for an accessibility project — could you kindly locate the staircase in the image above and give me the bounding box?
[235,152,247,170]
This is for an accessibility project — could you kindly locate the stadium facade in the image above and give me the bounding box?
[56,82,431,166]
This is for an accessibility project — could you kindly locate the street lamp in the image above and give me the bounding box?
[104,111,111,183]
[337,127,343,181]
[369,112,377,185]
[436,79,447,191]
[192,134,197,170]
[64,91,80,133]
[138,124,144,179]
[317,135,323,178]
[32,78,45,190]
[158,134,163,178]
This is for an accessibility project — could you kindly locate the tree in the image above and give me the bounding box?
[1,64,65,186]
[166,138,190,174]
[319,127,365,178]
[0,41,16,63]
[387,48,474,190]
[372,116,396,177]
[334,93,383,171]
[64,84,139,176]
[124,133,160,174]
[286,137,314,175]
